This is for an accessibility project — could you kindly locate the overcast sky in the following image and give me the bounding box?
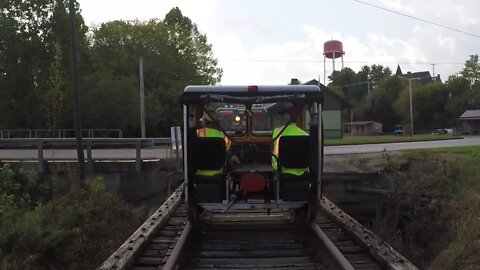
[78,0,480,85]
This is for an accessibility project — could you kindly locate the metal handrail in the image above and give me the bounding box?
[0,129,123,139]
[0,137,178,173]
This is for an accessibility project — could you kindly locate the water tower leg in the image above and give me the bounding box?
[333,52,335,71]
[323,56,326,85]
[341,56,344,69]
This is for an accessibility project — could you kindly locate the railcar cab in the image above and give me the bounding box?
[181,85,323,223]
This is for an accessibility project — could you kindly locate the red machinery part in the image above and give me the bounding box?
[240,172,266,193]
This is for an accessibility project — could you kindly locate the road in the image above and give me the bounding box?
[1,137,480,160]
[324,136,480,154]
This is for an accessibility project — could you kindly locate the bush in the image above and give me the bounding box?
[0,177,138,269]
[378,151,480,269]
[0,164,51,213]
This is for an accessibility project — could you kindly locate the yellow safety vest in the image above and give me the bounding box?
[272,124,308,176]
[196,127,229,176]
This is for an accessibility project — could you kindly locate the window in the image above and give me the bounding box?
[204,103,246,136]
[251,102,293,136]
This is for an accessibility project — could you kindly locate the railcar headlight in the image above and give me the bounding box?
[234,115,241,122]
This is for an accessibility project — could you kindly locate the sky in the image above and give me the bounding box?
[78,0,480,85]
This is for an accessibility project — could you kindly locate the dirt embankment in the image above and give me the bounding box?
[326,151,480,270]
[324,152,394,172]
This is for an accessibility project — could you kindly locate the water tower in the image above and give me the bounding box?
[323,40,345,84]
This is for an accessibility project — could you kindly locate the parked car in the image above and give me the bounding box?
[432,128,448,135]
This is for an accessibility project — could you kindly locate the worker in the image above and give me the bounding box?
[197,113,231,147]
[271,106,308,176]
[196,113,235,176]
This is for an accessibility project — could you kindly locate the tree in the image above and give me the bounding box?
[394,82,449,131]
[369,64,392,82]
[163,7,222,85]
[45,43,68,133]
[459,54,480,109]
[363,76,404,131]
[444,75,472,122]
[0,0,88,130]
[88,8,222,136]
[461,54,480,86]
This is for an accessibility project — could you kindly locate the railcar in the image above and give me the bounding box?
[181,85,323,223]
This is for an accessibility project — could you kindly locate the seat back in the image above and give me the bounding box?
[278,135,309,169]
[195,137,226,170]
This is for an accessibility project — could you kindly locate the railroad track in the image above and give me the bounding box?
[99,185,418,270]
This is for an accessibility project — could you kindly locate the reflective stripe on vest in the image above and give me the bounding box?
[272,124,308,176]
[196,168,224,177]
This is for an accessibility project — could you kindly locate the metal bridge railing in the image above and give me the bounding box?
[0,137,178,173]
[0,129,123,139]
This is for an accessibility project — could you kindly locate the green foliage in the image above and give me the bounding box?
[394,82,450,130]
[328,64,391,106]
[379,149,480,268]
[86,9,222,136]
[461,54,480,86]
[364,76,405,131]
[0,177,137,270]
[0,5,222,136]
[0,164,51,213]
[0,0,87,130]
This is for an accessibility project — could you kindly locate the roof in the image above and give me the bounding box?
[302,79,352,109]
[181,85,322,104]
[184,85,320,94]
[395,65,402,76]
[396,65,443,84]
[459,110,480,120]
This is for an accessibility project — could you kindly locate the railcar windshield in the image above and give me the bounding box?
[251,102,300,136]
[204,103,247,136]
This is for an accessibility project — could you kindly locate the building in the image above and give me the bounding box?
[396,65,442,84]
[457,110,480,135]
[297,79,351,138]
[344,121,382,136]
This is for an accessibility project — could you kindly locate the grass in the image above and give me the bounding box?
[325,134,459,146]
[406,145,480,155]
[382,147,480,269]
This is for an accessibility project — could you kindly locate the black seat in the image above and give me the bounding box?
[278,135,309,172]
[193,137,227,202]
[195,137,226,172]
[277,135,310,201]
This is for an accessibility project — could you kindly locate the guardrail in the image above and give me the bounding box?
[0,138,177,173]
[0,129,123,139]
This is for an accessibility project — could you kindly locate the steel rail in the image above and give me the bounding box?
[98,184,184,270]
[162,222,192,270]
[310,222,355,270]
[320,197,419,270]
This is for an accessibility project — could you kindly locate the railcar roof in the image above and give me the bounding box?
[183,85,321,94]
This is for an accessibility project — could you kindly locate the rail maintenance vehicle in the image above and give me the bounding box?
[181,85,323,224]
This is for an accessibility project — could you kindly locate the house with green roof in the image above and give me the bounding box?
[290,78,351,138]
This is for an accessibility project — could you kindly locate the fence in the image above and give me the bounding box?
[0,137,180,173]
[0,129,123,139]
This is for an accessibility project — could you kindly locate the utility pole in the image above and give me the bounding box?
[69,0,85,185]
[408,79,414,136]
[139,58,145,138]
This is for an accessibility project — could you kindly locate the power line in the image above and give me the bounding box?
[353,0,480,39]
[219,58,464,65]
[331,75,437,88]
